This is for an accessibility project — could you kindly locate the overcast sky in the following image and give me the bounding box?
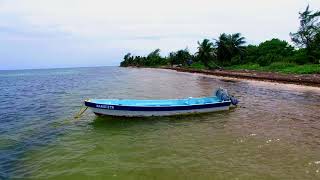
[0,0,319,70]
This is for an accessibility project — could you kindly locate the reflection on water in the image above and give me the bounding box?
[0,67,320,179]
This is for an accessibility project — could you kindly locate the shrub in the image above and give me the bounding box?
[288,49,312,65]
[266,62,296,71]
[190,62,206,69]
[257,54,284,66]
[230,55,242,65]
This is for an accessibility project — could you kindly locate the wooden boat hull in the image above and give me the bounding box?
[85,101,231,117]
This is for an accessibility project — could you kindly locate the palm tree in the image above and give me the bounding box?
[196,39,215,68]
[214,33,246,65]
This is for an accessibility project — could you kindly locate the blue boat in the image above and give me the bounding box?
[84,88,238,117]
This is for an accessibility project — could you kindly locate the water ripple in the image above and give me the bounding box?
[0,67,320,179]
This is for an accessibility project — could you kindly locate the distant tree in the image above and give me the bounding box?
[243,39,295,66]
[147,49,161,59]
[258,39,294,57]
[124,53,131,61]
[290,5,320,63]
[242,45,259,63]
[196,39,215,68]
[168,48,192,66]
[313,32,320,62]
[168,52,177,66]
[120,53,132,67]
[214,33,246,65]
[145,49,168,66]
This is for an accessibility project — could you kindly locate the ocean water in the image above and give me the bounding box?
[0,67,320,179]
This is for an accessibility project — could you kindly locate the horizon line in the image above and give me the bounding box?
[0,65,120,71]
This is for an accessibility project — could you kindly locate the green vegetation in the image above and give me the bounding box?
[215,33,246,66]
[195,39,215,68]
[120,6,320,74]
[120,49,167,67]
[168,48,192,66]
[227,62,320,74]
[290,5,320,63]
[190,62,206,70]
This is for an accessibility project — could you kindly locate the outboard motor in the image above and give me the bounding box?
[215,88,230,101]
[230,96,239,105]
[214,87,239,105]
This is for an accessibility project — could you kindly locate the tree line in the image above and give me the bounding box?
[120,6,320,69]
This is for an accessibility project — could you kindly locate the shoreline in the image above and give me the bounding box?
[160,67,320,87]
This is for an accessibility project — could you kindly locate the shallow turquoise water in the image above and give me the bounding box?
[0,67,320,179]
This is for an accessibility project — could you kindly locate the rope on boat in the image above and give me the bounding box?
[74,100,89,119]
[74,106,88,119]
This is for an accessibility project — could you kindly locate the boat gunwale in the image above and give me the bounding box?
[85,96,228,108]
